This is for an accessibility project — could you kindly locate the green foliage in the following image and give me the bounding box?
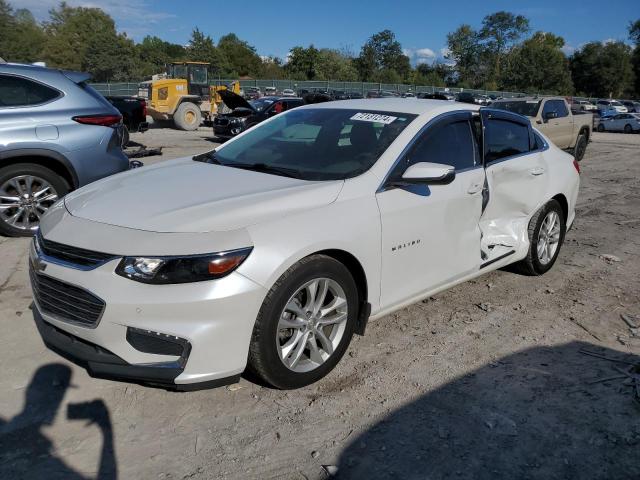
[285,45,320,80]
[630,20,640,96]
[0,1,46,63]
[570,41,634,98]
[355,30,411,82]
[500,32,573,95]
[186,28,229,75]
[217,33,262,77]
[137,36,186,77]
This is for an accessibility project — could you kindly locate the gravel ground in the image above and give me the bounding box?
[0,129,639,480]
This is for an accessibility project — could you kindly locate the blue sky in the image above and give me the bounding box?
[19,0,640,63]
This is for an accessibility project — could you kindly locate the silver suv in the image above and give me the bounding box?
[0,63,130,236]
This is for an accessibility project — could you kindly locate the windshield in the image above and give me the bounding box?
[492,100,541,117]
[249,98,275,111]
[190,66,208,84]
[212,108,417,180]
[610,101,623,107]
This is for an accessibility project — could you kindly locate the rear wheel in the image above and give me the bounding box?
[0,163,68,237]
[174,102,201,131]
[624,124,632,134]
[597,123,605,132]
[248,255,358,389]
[574,133,587,161]
[514,199,565,276]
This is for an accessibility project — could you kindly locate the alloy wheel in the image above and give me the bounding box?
[536,210,561,265]
[276,278,348,373]
[0,175,59,231]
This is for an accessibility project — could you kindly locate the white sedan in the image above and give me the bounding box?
[31,99,580,390]
[596,113,640,133]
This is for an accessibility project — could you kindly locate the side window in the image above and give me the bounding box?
[484,119,530,163]
[400,119,478,173]
[554,100,569,117]
[0,75,60,107]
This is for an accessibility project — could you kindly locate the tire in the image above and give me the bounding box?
[624,124,632,134]
[0,163,69,237]
[248,254,359,389]
[573,133,587,162]
[513,199,565,276]
[173,102,201,131]
[597,123,605,132]
[121,126,130,148]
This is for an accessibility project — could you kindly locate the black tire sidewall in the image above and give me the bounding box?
[597,124,605,132]
[0,163,69,237]
[250,256,358,389]
[529,200,566,275]
[574,134,587,161]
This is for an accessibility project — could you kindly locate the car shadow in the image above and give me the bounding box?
[0,363,118,479]
[335,341,640,479]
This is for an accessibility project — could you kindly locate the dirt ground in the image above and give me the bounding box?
[0,128,639,480]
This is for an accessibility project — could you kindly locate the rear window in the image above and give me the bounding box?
[0,75,61,107]
[492,100,541,117]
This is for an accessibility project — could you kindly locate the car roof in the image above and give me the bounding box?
[299,98,480,116]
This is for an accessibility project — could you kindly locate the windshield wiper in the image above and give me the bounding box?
[193,151,222,164]
[227,162,305,179]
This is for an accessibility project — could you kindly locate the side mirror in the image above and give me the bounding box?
[399,162,456,185]
[544,111,558,122]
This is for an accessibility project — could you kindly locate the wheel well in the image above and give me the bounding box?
[0,155,75,189]
[552,194,568,222]
[315,249,368,306]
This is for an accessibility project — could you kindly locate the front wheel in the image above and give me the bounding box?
[514,199,565,276]
[597,123,605,132]
[624,124,632,134]
[248,255,359,389]
[174,102,202,131]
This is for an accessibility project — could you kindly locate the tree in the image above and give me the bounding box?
[500,32,573,94]
[355,30,411,82]
[83,33,138,81]
[412,62,446,87]
[260,56,285,79]
[629,19,640,96]
[0,1,46,63]
[186,28,228,76]
[570,41,634,98]
[446,24,486,87]
[217,33,262,77]
[479,11,529,83]
[137,35,186,78]
[285,45,320,80]
[315,49,358,81]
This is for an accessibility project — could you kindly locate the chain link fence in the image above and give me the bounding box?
[90,80,532,99]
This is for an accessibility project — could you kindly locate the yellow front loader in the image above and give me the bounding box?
[138,62,240,131]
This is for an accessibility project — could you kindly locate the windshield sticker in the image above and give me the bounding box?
[526,100,539,103]
[351,112,397,124]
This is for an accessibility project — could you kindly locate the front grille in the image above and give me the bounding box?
[36,231,116,268]
[214,117,229,126]
[30,265,105,328]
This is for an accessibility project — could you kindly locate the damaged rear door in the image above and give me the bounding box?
[479,109,549,264]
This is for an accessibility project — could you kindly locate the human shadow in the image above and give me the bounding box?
[336,342,640,479]
[0,363,117,479]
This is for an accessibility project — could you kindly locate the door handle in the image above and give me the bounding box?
[467,183,483,194]
[529,167,545,176]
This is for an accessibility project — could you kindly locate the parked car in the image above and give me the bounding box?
[32,100,579,390]
[0,63,130,236]
[596,99,627,114]
[347,90,364,99]
[401,92,415,98]
[105,95,149,146]
[621,100,640,113]
[213,91,304,139]
[596,112,640,133]
[264,86,278,97]
[244,87,261,100]
[417,92,450,101]
[331,90,350,100]
[491,97,592,161]
[456,92,484,105]
[571,99,597,111]
[281,88,296,97]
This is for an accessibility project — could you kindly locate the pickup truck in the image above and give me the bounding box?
[105,95,149,146]
[491,97,592,161]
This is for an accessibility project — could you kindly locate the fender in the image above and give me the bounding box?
[0,148,78,188]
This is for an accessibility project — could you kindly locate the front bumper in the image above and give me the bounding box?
[29,232,267,389]
[213,122,243,139]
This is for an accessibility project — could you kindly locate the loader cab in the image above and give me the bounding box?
[167,62,210,99]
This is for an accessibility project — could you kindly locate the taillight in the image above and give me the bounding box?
[73,114,122,127]
[573,159,580,174]
[140,99,147,117]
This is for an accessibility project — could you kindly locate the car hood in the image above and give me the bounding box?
[64,158,344,233]
[218,89,255,111]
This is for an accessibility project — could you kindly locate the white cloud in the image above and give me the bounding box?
[415,48,436,59]
[561,44,575,56]
[404,47,437,65]
[13,0,175,39]
[440,47,451,58]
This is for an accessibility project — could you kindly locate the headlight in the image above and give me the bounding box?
[115,247,252,284]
